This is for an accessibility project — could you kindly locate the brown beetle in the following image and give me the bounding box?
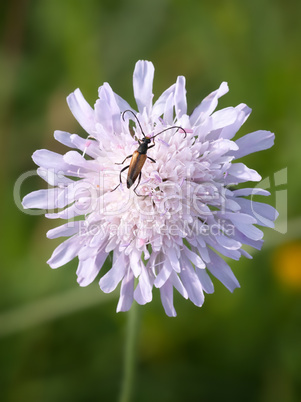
[112,110,186,196]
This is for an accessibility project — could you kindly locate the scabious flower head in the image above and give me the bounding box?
[22,60,278,316]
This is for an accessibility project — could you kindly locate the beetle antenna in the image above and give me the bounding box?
[122,110,146,138]
[151,126,187,140]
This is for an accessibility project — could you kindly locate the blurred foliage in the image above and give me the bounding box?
[1,0,301,401]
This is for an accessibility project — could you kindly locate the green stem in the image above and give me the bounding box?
[119,302,139,402]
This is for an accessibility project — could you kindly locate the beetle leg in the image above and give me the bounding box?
[119,165,130,182]
[147,156,156,163]
[111,165,130,192]
[133,172,144,197]
[148,144,155,149]
[115,154,133,165]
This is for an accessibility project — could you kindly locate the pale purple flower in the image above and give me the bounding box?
[22,60,278,316]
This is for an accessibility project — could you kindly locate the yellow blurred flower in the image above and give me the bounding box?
[273,241,301,289]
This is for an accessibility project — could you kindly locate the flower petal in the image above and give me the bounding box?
[190,82,229,126]
[99,252,127,293]
[98,83,122,134]
[77,250,108,287]
[63,151,100,172]
[233,188,270,197]
[236,198,278,228]
[180,256,204,306]
[47,236,80,268]
[22,188,69,210]
[152,83,176,118]
[37,167,73,186]
[205,236,241,260]
[32,149,69,171]
[207,249,240,292]
[112,91,133,114]
[215,234,242,250]
[210,107,238,131]
[233,230,263,250]
[169,271,188,299]
[232,130,275,158]
[166,247,181,273]
[160,281,177,317]
[47,221,82,239]
[54,130,74,148]
[234,222,263,241]
[67,88,95,135]
[70,135,104,158]
[133,60,154,114]
[174,76,187,119]
[117,267,135,312]
[219,103,252,140]
[240,249,253,259]
[45,203,87,220]
[94,99,113,134]
[163,92,176,125]
[195,269,214,294]
[77,257,97,286]
[226,163,262,183]
[220,212,257,224]
[129,249,142,277]
[154,259,173,288]
[183,246,205,268]
[32,149,87,177]
[134,264,153,304]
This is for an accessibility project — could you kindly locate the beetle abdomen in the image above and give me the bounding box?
[127,151,147,188]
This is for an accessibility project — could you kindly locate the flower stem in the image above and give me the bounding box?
[119,302,139,402]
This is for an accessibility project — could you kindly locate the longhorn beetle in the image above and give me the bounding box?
[111,110,187,196]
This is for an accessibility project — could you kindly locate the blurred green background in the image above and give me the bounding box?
[1,0,301,401]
